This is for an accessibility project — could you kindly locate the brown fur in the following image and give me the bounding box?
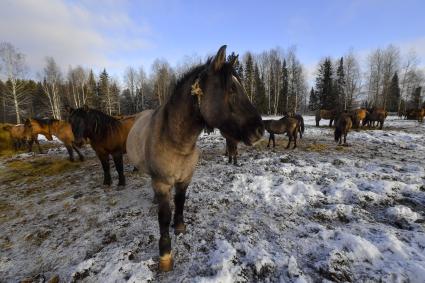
[349,109,368,128]
[363,109,386,129]
[221,131,238,165]
[263,117,299,149]
[126,46,264,271]
[406,108,425,122]
[315,109,337,127]
[334,114,352,145]
[2,124,37,152]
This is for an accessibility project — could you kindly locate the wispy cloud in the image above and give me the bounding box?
[0,0,153,76]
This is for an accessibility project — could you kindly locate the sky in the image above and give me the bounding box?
[1,0,424,83]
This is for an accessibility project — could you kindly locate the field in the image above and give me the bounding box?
[0,116,424,282]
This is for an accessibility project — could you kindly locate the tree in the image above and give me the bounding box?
[335,57,345,110]
[243,52,255,102]
[315,58,335,110]
[388,72,400,111]
[42,57,62,119]
[308,87,319,111]
[0,42,30,123]
[98,69,119,115]
[411,87,422,109]
[152,59,174,105]
[228,52,243,80]
[253,63,267,113]
[343,50,361,109]
[279,59,288,112]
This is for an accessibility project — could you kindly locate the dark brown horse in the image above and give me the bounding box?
[349,108,368,128]
[316,109,337,127]
[24,118,85,161]
[334,114,352,145]
[263,117,299,149]
[222,132,238,165]
[362,109,386,129]
[406,108,425,122]
[126,46,264,271]
[68,106,136,186]
[284,113,305,138]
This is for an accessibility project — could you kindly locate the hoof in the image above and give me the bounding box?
[174,223,186,235]
[159,253,173,272]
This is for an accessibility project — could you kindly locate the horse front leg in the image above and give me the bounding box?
[153,180,173,272]
[293,130,297,149]
[65,145,75,162]
[267,133,272,147]
[112,152,125,186]
[174,181,189,235]
[98,153,112,186]
[34,139,43,154]
[272,133,276,148]
[286,133,291,149]
[72,144,85,161]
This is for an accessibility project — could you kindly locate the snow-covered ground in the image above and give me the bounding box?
[0,116,424,282]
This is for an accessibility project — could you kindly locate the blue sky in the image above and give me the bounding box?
[1,0,424,81]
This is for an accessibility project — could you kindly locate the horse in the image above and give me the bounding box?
[362,110,386,129]
[24,118,84,161]
[316,109,337,127]
[284,112,305,139]
[67,106,136,186]
[334,114,352,145]
[2,124,43,152]
[406,108,425,122]
[349,109,368,128]
[263,117,299,149]
[126,46,264,271]
[221,132,238,165]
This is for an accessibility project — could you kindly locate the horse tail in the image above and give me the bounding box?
[300,118,305,134]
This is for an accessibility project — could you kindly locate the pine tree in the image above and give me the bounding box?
[253,63,267,113]
[227,52,243,81]
[308,87,319,111]
[279,59,288,113]
[336,57,345,110]
[86,69,98,108]
[98,69,118,115]
[388,72,400,112]
[244,53,254,102]
[315,58,335,110]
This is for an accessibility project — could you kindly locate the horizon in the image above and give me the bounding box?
[1,0,425,85]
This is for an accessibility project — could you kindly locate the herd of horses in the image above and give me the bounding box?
[1,46,424,272]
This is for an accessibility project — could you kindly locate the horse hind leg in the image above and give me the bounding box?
[153,180,173,272]
[286,133,291,149]
[112,152,125,187]
[65,145,75,162]
[293,129,297,149]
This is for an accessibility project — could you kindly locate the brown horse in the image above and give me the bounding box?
[334,114,352,145]
[316,109,337,127]
[406,108,425,122]
[222,132,238,165]
[3,123,43,152]
[349,109,368,128]
[68,106,136,186]
[362,109,386,129]
[263,117,299,149]
[24,118,85,161]
[126,46,264,271]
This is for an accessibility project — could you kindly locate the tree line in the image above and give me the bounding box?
[309,45,425,113]
[1,41,424,124]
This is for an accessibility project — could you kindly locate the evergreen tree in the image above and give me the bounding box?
[315,58,336,110]
[86,69,98,108]
[308,87,319,111]
[227,52,243,81]
[98,69,118,115]
[336,57,345,110]
[279,59,289,113]
[253,63,267,113]
[411,87,422,109]
[244,53,254,102]
[388,72,400,112]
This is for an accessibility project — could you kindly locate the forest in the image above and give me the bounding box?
[0,41,424,124]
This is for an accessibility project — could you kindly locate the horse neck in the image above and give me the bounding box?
[161,84,204,153]
[34,121,51,136]
[49,121,61,135]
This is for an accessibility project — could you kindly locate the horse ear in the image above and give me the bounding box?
[229,54,239,67]
[211,45,227,71]
[83,104,90,111]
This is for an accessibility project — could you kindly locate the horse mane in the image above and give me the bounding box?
[74,108,120,139]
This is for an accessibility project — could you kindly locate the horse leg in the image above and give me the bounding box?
[272,133,276,148]
[316,118,320,127]
[286,133,291,149]
[233,153,238,166]
[293,130,297,149]
[380,121,383,130]
[99,154,112,186]
[34,139,43,154]
[344,133,347,145]
[65,145,75,162]
[72,144,85,161]
[153,180,173,272]
[174,181,189,235]
[112,152,125,186]
[27,139,33,152]
[267,134,271,147]
[329,119,333,127]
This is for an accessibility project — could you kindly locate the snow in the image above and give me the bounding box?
[1,115,424,282]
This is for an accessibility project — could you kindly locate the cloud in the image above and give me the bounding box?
[0,0,153,77]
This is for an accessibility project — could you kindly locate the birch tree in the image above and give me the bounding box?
[42,57,62,119]
[0,42,29,123]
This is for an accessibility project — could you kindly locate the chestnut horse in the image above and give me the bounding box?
[334,114,352,145]
[316,109,338,127]
[3,123,43,153]
[126,46,264,271]
[68,106,136,186]
[263,117,299,149]
[349,109,368,128]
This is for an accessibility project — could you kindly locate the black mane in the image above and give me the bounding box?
[72,108,120,139]
[32,118,59,126]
